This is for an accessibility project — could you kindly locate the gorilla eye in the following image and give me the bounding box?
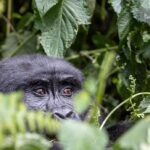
[34,88,47,96]
[62,88,73,97]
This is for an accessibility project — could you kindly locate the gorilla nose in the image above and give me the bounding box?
[53,108,80,120]
[54,111,73,119]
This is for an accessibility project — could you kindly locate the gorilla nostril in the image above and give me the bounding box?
[54,112,65,119]
[66,111,74,118]
[53,111,74,119]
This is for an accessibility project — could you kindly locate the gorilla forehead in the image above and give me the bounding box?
[27,55,81,79]
[0,54,83,91]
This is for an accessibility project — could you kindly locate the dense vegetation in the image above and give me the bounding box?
[0,0,150,149]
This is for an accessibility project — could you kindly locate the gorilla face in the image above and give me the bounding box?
[0,54,83,120]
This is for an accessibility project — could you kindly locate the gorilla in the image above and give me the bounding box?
[0,54,132,149]
[0,54,83,120]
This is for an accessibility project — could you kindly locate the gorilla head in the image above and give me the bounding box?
[0,54,83,120]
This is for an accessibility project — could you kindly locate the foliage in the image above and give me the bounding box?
[114,117,150,150]
[59,120,108,150]
[0,92,59,149]
[0,0,150,149]
[34,0,94,56]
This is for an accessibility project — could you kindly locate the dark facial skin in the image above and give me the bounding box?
[0,54,83,120]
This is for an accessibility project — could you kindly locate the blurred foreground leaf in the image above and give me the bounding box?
[0,92,59,149]
[0,133,50,150]
[74,79,96,114]
[114,117,150,150]
[59,120,108,150]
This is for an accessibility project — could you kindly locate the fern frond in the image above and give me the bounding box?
[0,92,60,140]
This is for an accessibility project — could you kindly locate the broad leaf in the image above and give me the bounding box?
[117,7,132,40]
[34,0,58,17]
[34,0,93,57]
[110,0,122,14]
[114,117,150,150]
[59,120,108,150]
[131,0,150,26]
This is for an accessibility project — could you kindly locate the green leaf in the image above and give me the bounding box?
[110,0,122,14]
[15,133,50,150]
[143,42,150,60]
[74,91,91,114]
[0,0,4,14]
[34,0,59,17]
[0,92,60,145]
[114,117,150,150]
[0,133,51,150]
[86,0,96,15]
[117,7,132,40]
[1,32,37,58]
[142,31,150,43]
[74,79,96,113]
[17,13,35,30]
[59,120,108,150]
[34,0,92,57]
[139,96,150,114]
[131,0,150,26]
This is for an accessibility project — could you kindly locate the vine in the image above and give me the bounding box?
[100,92,150,130]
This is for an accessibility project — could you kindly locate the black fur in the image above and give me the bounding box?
[106,121,133,145]
[0,54,83,92]
[0,54,83,120]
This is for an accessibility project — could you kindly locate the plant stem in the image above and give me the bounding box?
[88,51,115,126]
[0,14,21,41]
[6,0,12,36]
[100,92,150,130]
[66,46,118,60]
[96,51,115,104]
[100,0,107,20]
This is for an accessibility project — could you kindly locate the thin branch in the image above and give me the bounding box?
[66,46,118,60]
[1,14,15,32]
[6,0,12,36]
[100,92,150,130]
[0,14,21,41]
